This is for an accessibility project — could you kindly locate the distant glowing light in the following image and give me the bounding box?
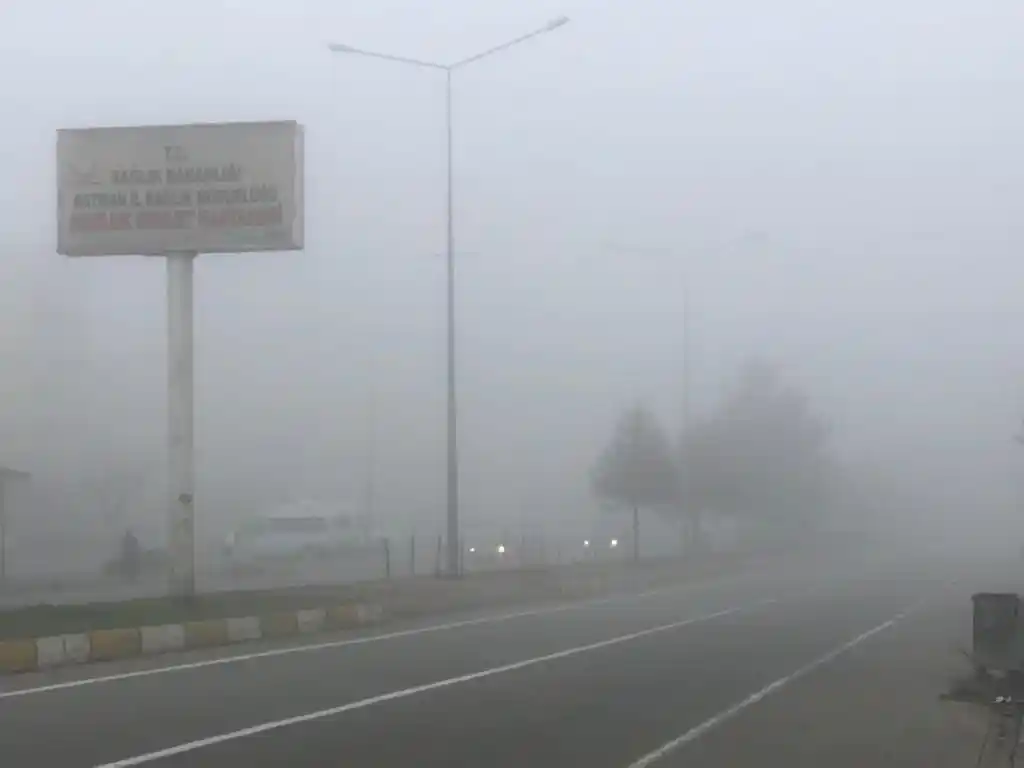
[583,540,590,548]
[497,544,506,554]
[610,539,618,548]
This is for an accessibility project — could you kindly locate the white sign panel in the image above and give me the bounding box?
[57,120,304,256]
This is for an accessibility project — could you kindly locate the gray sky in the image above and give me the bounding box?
[1,0,1023,547]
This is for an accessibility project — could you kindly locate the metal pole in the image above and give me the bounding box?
[445,69,461,578]
[167,252,196,597]
[328,22,570,582]
[0,483,6,585]
[680,275,692,553]
[681,277,691,439]
[632,506,640,563]
[365,384,376,532]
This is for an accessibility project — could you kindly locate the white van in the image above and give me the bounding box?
[223,500,376,565]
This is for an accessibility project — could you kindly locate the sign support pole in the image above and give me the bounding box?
[0,481,7,587]
[167,251,196,597]
[57,121,304,598]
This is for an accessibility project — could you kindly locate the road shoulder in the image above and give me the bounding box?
[655,590,987,767]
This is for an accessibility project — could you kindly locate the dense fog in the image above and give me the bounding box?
[1,0,1023,578]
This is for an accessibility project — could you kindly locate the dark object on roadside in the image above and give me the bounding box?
[942,595,1024,766]
[973,593,1024,674]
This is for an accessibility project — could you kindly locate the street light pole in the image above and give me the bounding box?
[444,68,459,577]
[679,275,693,553]
[329,17,569,577]
[680,276,691,443]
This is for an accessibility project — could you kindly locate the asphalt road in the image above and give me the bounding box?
[0,550,1007,767]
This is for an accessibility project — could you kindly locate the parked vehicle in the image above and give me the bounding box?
[223,500,376,565]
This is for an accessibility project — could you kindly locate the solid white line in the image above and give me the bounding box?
[93,600,772,767]
[0,578,731,700]
[622,600,924,768]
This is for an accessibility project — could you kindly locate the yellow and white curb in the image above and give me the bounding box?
[0,602,383,675]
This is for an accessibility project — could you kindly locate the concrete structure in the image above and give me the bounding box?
[0,466,30,583]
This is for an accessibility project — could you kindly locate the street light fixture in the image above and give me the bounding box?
[328,18,570,578]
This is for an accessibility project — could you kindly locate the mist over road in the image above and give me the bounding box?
[0,549,996,767]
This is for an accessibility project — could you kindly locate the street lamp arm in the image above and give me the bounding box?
[450,16,570,70]
[327,43,446,70]
[326,13,568,579]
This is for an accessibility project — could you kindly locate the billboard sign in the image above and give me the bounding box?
[57,120,304,256]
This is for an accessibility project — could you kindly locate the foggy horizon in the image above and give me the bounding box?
[1,0,1023,570]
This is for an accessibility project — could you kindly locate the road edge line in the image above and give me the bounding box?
[623,598,927,768]
[91,599,772,767]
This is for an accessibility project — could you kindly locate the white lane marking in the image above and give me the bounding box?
[623,599,925,768]
[0,577,742,700]
[91,600,774,767]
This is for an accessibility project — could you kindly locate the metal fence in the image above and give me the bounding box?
[0,527,650,608]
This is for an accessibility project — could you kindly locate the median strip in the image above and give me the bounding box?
[0,601,385,674]
[0,553,764,676]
